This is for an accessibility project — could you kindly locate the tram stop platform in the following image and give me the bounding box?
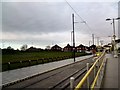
[101,53,119,89]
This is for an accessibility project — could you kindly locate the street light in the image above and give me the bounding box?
[106,17,120,58]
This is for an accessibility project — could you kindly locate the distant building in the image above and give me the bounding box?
[51,44,62,51]
[89,45,97,54]
[27,46,42,52]
[89,45,97,50]
[63,44,73,52]
[76,44,85,52]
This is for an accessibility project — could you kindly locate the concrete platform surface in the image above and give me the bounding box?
[102,54,119,89]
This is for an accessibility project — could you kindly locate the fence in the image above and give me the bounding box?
[74,50,107,90]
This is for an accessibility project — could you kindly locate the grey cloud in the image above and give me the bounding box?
[2,2,117,36]
[2,2,73,34]
[1,1,118,49]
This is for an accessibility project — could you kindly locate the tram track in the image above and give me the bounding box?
[2,57,94,90]
[49,66,87,90]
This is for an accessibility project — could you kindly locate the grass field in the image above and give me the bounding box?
[2,51,91,71]
[3,51,72,63]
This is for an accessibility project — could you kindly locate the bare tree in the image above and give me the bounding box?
[7,46,14,50]
[45,45,51,50]
[21,44,28,51]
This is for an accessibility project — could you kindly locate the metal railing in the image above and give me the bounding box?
[74,50,107,90]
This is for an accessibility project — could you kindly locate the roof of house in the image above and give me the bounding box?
[51,44,62,49]
[64,44,73,48]
[76,44,85,48]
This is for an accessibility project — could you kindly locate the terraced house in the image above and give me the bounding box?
[63,44,73,52]
[51,44,62,51]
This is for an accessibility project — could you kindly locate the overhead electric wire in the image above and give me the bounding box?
[65,0,84,22]
[64,0,112,45]
[64,0,94,36]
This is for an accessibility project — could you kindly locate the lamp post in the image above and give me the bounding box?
[106,17,120,57]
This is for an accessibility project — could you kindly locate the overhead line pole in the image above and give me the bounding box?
[96,37,100,46]
[92,34,95,45]
[71,31,73,46]
[72,13,75,62]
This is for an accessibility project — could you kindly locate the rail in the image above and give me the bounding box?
[74,50,106,90]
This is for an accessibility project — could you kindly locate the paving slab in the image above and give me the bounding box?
[102,54,119,89]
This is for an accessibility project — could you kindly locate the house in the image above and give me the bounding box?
[89,45,97,50]
[76,44,85,52]
[63,44,73,52]
[27,46,42,52]
[51,44,62,51]
[85,46,90,51]
[89,45,97,54]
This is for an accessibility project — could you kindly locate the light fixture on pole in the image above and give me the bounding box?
[106,17,120,58]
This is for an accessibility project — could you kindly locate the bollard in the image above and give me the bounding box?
[87,63,90,89]
[20,61,22,68]
[36,60,38,64]
[96,61,99,86]
[92,58,96,79]
[94,66,96,79]
[20,61,22,63]
[42,58,44,64]
[70,77,75,90]
[8,62,11,70]
[96,59,102,86]
[29,60,31,65]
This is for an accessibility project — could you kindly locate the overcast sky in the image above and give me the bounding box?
[1,0,119,49]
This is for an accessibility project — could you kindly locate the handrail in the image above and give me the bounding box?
[91,58,104,89]
[74,50,106,90]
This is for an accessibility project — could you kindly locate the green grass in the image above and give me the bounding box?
[2,51,91,71]
[2,51,73,63]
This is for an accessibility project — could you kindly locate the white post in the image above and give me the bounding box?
[93,58,96,78]
[96,60,99,86]
[87,63,90,89]
[70,77,75,90]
